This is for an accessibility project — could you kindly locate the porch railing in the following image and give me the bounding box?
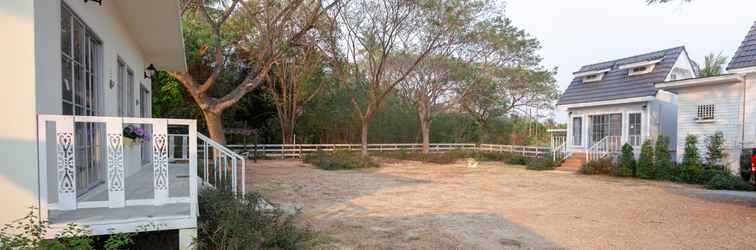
[36,115,198,222]
[586,136,622,162]
[198,133,246,195]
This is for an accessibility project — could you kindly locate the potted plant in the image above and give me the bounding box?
[123,125,148,146]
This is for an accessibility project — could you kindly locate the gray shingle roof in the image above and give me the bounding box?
[557,46,685,106]
[727,21,756,71]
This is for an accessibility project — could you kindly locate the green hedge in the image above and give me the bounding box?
[303,150,379,170]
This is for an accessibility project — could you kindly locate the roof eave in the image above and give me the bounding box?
[114,0,187,71]
[557,96,656,111]
[655,74,742,90]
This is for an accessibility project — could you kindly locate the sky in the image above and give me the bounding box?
[503,0,756,122]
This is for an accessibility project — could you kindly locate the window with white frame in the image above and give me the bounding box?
[628,65,654,76]
[117,58,135,117]
[117,59,126,116]
[127,68,135,117]
[628,113,642,146]
[572,117,582,146]
[696,104,715,121]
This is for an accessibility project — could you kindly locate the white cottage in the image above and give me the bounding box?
[555,47,698,167]
[657,21,756,173]
[0,1,244,248]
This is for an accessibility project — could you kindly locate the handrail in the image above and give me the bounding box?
[586,136,622,162]
[198,133,246,195]
[587,136,609,162]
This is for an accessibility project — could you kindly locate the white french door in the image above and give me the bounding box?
[589,114,622,146]
[61,3,104,192]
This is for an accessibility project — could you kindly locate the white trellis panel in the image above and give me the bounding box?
[152,119,169,205]
[56,116,77,211]
[105,117,125,208]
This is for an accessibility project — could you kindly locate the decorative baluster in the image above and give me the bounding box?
[56,116,77,210]
[106,118,125,208]
[152,120,169,205]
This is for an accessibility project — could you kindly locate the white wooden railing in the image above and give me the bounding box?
[219,143,549,158]
[36,115,198,224]
[586,136,622,162]
[198,133,246,195]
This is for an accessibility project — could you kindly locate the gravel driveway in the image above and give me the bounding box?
[247,159,756,249]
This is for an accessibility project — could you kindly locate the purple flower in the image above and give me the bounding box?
[135,127,145,138]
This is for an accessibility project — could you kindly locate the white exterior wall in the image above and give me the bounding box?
[653,90,679,153]
[0,0,40,226]
[675,82,743,172]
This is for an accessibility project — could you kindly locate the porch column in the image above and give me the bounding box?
[153,119,169,205]
[105,118,125,208]
[56,116,77,210]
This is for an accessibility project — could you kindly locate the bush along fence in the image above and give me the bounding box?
[578,133,754,191]
[221,143,551,159]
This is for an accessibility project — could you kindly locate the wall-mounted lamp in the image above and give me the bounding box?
[144,64,157,79]
[84,0,103,5]
[642,104,648,109]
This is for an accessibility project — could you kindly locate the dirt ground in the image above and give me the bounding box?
[247,159,756,250]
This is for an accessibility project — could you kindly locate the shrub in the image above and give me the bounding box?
[705,131,727,167]
[303,150,379,170]
[579,158,615,175]
[654,135,675,180]
[706,172,754,191]
[526,154,557,171]
[507,155,529,165]
[740,148,753,182]
[637,140,655,179]
[678,135,703,183]
[615,143,635,177]
[197,189,313,250]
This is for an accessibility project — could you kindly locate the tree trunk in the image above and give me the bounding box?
[280,119,294,144]
[420,118,430,154]
[203,110,227,144]
[360,118,369,157]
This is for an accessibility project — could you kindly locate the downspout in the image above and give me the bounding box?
[742,74,748,151]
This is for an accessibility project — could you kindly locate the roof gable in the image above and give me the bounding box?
[557,46,686,106]
[727,21,756,71]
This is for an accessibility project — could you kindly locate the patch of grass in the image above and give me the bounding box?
[197,189,314,250]
[303,150,379,170]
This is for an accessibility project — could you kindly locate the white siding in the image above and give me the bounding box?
[675,83,743,171]
[0,0,40,226]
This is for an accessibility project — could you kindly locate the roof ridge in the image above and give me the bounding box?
[578,46,684,71]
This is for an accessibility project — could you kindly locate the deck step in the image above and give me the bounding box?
[555,153,586,172]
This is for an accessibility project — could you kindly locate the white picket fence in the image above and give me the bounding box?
[221,143,550,158]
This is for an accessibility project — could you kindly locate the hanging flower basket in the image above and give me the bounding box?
[123,125,149,146]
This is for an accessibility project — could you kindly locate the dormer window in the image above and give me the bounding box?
[583,74,601,82]
[620,59,662,76]
[574,68,611,83]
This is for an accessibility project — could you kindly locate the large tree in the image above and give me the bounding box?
[168,0,338,144]
[265,43,328,144]
[328,0,484,156]
[393,55,467,153]
[455,17,559,138]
